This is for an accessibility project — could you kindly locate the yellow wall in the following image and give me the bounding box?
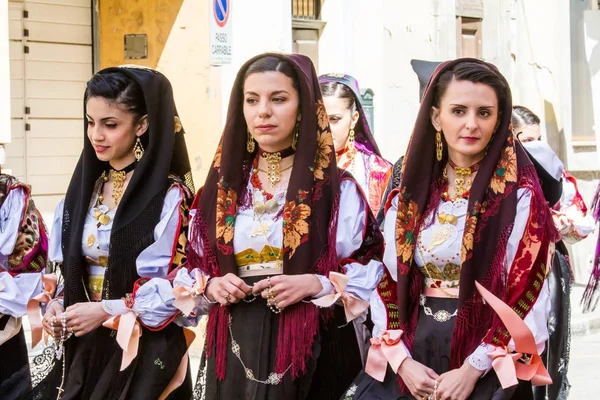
[98,0,184,69]
[98,0,222,189]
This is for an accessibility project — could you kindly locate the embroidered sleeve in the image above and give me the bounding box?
[0,188,26,257]
[0,272,43,317]
[473,188,550,376]
[102,185,193,329]
[333,179,384,302]
[102,268,212,328]
[370,193,401,338]
[136,186,185,277]
[171,267,212,327]
[48,199,65,264]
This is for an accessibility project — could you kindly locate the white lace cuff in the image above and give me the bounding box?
[101,299,129,316]
[466,343,494,376]
[313,274,335,298]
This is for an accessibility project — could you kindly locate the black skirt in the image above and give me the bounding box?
[30,323,191,400]
[194,276,363,400]
[0,323,32,400]
[533,245,572,400]
[400,297,532,400]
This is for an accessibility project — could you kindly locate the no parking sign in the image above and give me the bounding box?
[210,0,232,65]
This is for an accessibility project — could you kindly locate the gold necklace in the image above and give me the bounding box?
[259,146,295,188]
[109,161,136,205]
[92,162,136,226]
[256,164,293,175]
[446,159,480,201]
[110,169,127,205]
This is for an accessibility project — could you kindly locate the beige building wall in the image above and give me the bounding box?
[319,0,599,282]
[0,0,11,148]
[319,0,593,167]
[159,0,293,187]
[156,0,222,188]
[4,0,92,219]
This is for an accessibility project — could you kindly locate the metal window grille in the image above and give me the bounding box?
[292,0,321,20]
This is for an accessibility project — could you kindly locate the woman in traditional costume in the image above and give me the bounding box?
[318,74,392,216]
[369,59,557,399]
[0,173,48,399]
[511,105,595,400]
[189,53,384,400]
[35,66,196,399]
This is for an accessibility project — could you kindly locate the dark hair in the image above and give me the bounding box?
[319,81,357,113]
[432,61,508,111]
[244,55,300,92]
[85,71,147,121]
[511,105,540,129]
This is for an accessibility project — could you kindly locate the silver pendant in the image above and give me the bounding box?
[433,310,454,322]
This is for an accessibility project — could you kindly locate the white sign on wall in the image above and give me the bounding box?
[210,0,232,65]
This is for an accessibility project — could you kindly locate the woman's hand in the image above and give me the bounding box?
[252,274,322,310]
[65,302,110,337]
[436,362,483,400]
[42,300,64,338]
[397,358,439,399]
[204,273,252,306]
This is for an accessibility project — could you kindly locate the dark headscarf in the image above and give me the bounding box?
[62,66,194,307]
[410,59,442,101]
[318,73,383,157]
[189,53,383,379]
[390,58,557,371]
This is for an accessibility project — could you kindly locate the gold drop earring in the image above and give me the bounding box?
[436,131,443,161]
[247,128,256,153]
[292,114,301,150]
[133,137,144,161]
[347,128,356,151]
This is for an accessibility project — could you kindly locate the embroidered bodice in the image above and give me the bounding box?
[414,198,468,289]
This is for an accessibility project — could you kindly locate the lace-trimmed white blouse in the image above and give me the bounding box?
[188,176,384,309]
[48,186,198,328]
[371,188,550,374]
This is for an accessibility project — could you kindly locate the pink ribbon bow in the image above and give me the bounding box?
[311,272,369,322]
[475,281,552,388]
[365,329,408,382]
[102,310,142,370]
[172,270,208,316]
[27,274,57,348]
